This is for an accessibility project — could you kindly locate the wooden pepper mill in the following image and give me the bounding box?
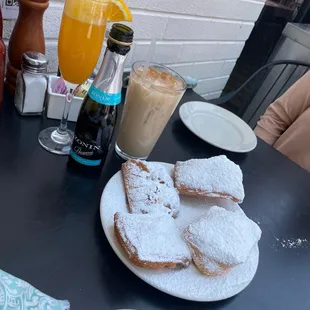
[6,0,49,94]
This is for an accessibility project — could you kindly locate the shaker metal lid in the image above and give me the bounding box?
[22,51,48,72]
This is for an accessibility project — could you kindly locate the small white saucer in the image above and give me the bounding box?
[179,101,257,153]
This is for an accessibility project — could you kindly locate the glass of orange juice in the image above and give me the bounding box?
[38,0,109,155]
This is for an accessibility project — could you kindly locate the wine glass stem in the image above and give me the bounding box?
[57,88,74,135]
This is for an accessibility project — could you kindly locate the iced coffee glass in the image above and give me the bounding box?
[115,62,187,160]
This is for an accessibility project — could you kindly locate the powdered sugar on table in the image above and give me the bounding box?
[100,162,259,302]
[281,238,308,249]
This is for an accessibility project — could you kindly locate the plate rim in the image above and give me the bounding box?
[100,162,259,302]
[179,101,258,153]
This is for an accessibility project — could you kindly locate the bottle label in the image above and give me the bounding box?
[88,84,121,106]
[70,134,102,167]
[70,150,101,166]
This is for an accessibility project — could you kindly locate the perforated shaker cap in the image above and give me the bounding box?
[22,52,48,74]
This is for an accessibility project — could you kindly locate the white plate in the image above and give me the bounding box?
[179,101,257,153]
[100,163,259,302]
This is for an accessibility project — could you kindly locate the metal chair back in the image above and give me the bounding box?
[208,60,310,128]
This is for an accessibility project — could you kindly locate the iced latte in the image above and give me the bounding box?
[116,62,186,160]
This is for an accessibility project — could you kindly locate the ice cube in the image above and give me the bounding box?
[152,71,185,91]
[171,77,186,91]
[136,66,185,91]
[144,67,160,84]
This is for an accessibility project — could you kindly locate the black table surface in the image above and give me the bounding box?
[0,89,310,310]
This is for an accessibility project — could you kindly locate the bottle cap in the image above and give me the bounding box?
[22,52,48,74]
[108,23,134,46]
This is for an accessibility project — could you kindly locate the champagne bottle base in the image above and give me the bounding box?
[67,156,103,178]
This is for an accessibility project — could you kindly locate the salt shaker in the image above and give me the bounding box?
[14,52,48,115]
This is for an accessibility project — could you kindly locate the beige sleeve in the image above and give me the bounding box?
[255,71,310,145]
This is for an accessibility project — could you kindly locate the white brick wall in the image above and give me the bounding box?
[3,0,265,98]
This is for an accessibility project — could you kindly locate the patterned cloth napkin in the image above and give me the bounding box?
[0,270,70,309]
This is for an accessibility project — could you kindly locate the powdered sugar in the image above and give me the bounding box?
[128,202,172,216]
[100,162,260,302]
[127,182,180,216]
[281,238,308,249]
[140,246,258,301]
[184,206,261,267]
[115,212,191,264]
[123,161,174,188]
[201,256,225,275]
[123,160,180,217]
[175,156,245,203]
[271,232,309,249]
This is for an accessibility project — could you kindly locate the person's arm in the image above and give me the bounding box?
[255,71,310,145]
